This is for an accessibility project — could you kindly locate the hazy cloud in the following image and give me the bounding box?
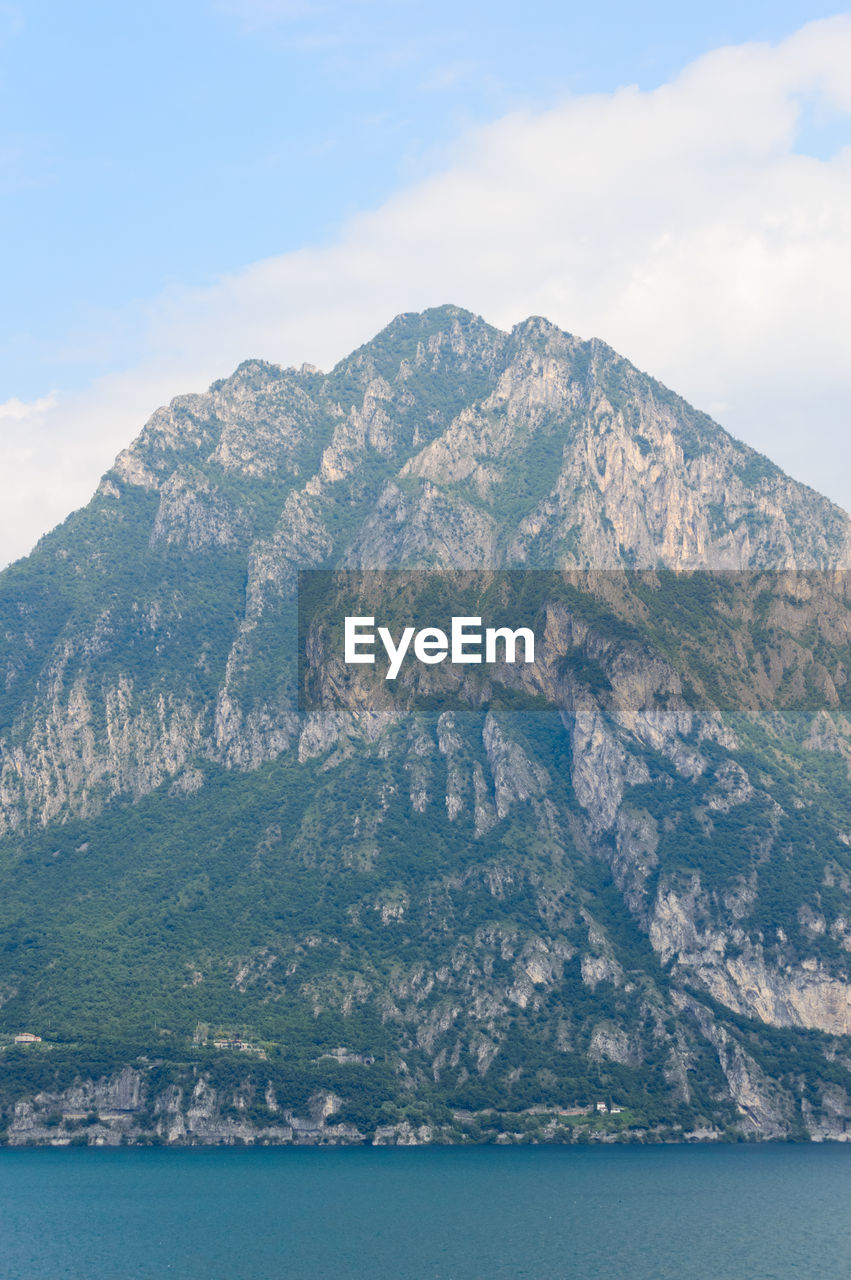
[4,15,851,566]
[0,391,56,421]
[215,0,325,26]
[0,4,23,45]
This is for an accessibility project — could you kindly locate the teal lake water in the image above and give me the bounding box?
[0,1144,848,1278]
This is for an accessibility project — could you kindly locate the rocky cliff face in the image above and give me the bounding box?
[3,309,848,830]
[7,1054,847,1147]
[0,305,849,1144]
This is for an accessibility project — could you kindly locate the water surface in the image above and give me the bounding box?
[0,1143,846,1279]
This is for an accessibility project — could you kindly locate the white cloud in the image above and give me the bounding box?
[0,391,57,421]
[5,15,851,566]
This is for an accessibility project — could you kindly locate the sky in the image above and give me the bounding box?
[1,1,850,565]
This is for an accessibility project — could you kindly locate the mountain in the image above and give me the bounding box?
[0,305,849,1147]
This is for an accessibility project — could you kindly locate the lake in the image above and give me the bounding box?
[0,1143,847,1278]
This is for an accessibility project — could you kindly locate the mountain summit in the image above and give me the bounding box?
[0,306,849,1146]
[110,304,851,575]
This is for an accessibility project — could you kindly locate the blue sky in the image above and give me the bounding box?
[2,0,841,398]
[1,2,850,561]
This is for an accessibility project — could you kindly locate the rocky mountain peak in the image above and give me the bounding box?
[95,305,851,577]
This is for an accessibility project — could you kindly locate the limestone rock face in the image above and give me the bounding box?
[3,305,849,832]
[651,882,851,1035]
[150,467,248,551]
